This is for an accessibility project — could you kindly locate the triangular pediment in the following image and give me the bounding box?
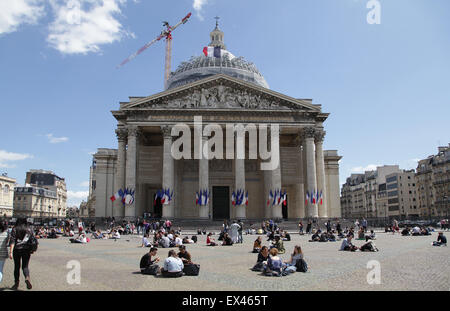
[120,74,320,112]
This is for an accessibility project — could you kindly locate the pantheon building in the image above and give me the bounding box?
[91,23,342,221]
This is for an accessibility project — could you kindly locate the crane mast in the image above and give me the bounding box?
[117,12,192,90]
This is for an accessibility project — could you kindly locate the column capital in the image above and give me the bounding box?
[127,125,141,138]
[301,126,316,140]
[115,128,128,142]
[161,125,172,138]
[314,130,326,143]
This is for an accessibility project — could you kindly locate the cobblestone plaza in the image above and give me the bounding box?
[1,231,448,291]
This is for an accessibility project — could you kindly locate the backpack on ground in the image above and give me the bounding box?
[295,258,308,272]
[183,263,200,276]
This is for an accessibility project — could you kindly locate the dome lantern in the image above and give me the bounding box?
[209,16,226,50]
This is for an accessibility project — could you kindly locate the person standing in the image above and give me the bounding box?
[306,220,312,234]
[238,220,244,244]
[230,221,240,244]
[9,218,35,290]
[298,221,304,235]
[0,221,9,285]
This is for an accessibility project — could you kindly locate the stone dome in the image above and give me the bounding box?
[165,20,269,90]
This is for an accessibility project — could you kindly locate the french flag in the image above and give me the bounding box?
[305,191,309,206]
[203,46,222,58]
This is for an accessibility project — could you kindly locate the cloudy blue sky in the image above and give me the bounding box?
[1,0,449,206]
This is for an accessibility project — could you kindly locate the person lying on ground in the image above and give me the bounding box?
[70,232,87,244]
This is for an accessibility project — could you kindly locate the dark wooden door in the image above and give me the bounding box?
[282,195,288,219]
[213,186,230,220]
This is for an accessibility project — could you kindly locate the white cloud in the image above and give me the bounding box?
[46,133,69,143]
[67,190,89,206]
[193,0,209,20]
[0,0,45,35]
[47,0,132,54]
[0,149,34,168]
[350,164,380,173]
[79,181,89,187]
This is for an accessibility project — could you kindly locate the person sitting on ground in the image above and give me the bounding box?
[182,236,195,244]
[433,232,447,246]
[252,246,269,272]
[141,234,152,247]
[197,228,202,235]
[47,228,58,239]
[222,233,233,246]
[319,232,329,242]
[367,230,376,240]
[284,245,304,273]
[161,250,184,278]
[281,230,291,241]
[360,240,379,252]
[265,247,285,276]
[206,233,217,246]
[357,227,365,240]
[310,230,321,242]
[421,227,431,236]
[411,226,420,236]
[340,235,358,251]
[271,235,285,254]
[140,247,160,275]
[202,228,207,235]
[328,232,337,242]
[402,227,411,236]
[174,234,183,247]
[177,245,192,264]
[159,233,171,248]
[70,232,87,244]
[175,227,181,235]
[92,230,104,239]
[111,229,120,240]
[253,236,262,253]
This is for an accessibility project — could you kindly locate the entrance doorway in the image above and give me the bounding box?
[212,186,230,220]
[153,193,162,218]
[282,195,288,219]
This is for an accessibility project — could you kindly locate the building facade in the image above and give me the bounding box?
[0,174,16,217]
[25,169,67,218]
[13,186,58,218]
[341,165,403,219]
[385,170,419,219]
[416,144,450,218]
[92,23,342,221]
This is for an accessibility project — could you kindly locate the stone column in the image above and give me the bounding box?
[113,128,127,218]
[271,128,283,219]
[125,126,139,218]
[199,136,209,219]
[235,157,246,219]
[303,127,318,218]
[315,130,328,218]
[161,125,175,218]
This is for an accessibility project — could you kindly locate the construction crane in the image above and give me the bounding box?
[117,12,192,89]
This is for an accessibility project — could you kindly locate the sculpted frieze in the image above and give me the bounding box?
[135,86,300,110]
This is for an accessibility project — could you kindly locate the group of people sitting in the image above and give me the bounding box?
[34,227,59,239]
[252,245,307,276]
[339,234,379,252]
[309,230,338,242]
[139,245,199,277]
[253,235,286,254]
[141,230,197,248]
[401,226,432,236]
